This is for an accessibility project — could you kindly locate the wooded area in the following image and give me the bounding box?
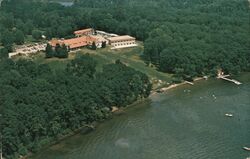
[0,55,151,158]
[0,0,249,158]
[0,0,249,78]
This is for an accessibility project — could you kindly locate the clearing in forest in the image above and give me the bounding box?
[25,43,173,89]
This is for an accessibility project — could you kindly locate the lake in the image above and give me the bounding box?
[31,74,250,159]
[59,2,73,7]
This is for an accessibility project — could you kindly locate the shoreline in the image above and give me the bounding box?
[113,77,207,113]
[150,77,206,96]
[22,76,207,159]
[21,123,97,159]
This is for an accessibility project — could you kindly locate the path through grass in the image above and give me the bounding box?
[28,43,173,89]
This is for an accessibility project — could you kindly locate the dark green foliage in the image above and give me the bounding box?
[97,60,152,106]
[46,44,69,59]
[1,30,14,52]
[31,30,42,41]
[91,41,97,50]
[13,29,24,45]
[101,41,106,48]
[140,2,250,78]
[66,54,97,77]
[0,0,249,157]
[0,56,151,158]
[144,20,250,78]
[45,43,54,58]
[0,48,9,59]
[55,44,69,58]
[0,0,248,76]
[60,44,69,58]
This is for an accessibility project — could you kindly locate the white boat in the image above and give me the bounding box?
[225,113,233,117]
[243,147,250,151]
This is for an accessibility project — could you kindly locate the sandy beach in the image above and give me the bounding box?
[150,77,207,96]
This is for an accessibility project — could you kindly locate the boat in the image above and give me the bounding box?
[225,113,233,117]
[243,147,250,151]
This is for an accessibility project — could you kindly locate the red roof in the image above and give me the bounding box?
[74,28,93,35]
[49,36,96,49]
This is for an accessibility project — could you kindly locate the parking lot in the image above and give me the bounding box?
[9,43,47,58]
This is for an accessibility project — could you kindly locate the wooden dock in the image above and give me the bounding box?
[218,75,242,85]
[185,81,194,85]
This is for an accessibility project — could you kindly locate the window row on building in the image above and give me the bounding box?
[113,41,136,47]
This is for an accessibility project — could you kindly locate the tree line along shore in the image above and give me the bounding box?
[0,0,250,158]
[0,55,152,159]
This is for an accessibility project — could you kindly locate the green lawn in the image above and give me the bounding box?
[30,53,69,70]
[24,35,38,44]
[28,43,173,89]
[24,35,47,44]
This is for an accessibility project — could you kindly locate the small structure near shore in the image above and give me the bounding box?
[217,69,242,85]
[217,74,242,85]
[218,75,242,85]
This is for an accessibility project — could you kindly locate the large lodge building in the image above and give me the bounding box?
[49,28,137,51]
[9,28,137,58]
[49,36,97,50]
[107,35,137,49]
[49,28,97,50]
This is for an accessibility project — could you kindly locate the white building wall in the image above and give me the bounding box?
[110,40,137,49]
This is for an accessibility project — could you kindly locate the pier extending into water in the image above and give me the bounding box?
[30,74,250,159]
[185,81,194,85]
[217,75,242,85]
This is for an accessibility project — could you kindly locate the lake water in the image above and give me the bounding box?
[31,74,250,159]
[59,2,73,7]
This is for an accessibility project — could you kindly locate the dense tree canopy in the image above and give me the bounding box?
[0,0,249,158]
[0,55,151,158]
[0,0,249,77]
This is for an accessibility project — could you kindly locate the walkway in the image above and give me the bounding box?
[218,75,242,85]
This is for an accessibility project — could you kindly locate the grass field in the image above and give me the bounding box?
[26,43,173,89]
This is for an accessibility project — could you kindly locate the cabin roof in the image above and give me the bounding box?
[107,35,135,42]
[74,28,93,35]
[49,36,96,49]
